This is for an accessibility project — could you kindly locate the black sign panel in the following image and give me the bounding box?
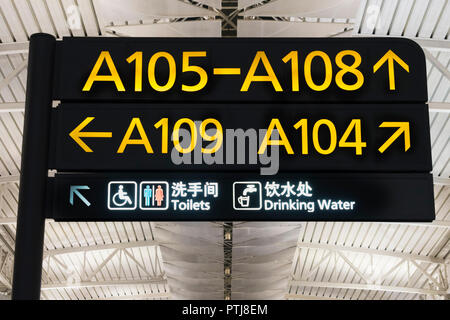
[49,103,432,172]
[53,37,427,102]
[48,172,435,222]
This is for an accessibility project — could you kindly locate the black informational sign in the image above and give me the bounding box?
[53,37,427,102]
[49,103,431,172]
[13,33,435,300]
[48,172,434,222]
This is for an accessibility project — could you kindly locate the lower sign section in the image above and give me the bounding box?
[48,172,434,222]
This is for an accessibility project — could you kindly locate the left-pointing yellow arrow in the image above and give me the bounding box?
[69,117,112,152]
[378,122,410,154]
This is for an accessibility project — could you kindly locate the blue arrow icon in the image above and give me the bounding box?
[70,186,91,207]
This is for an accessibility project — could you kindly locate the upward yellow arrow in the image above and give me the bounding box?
[373,50,409,90]
[69,117,112,152]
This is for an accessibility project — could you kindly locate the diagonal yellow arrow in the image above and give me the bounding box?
[378,122,410,153]
[69,117,112,152]
[373,50,409,90]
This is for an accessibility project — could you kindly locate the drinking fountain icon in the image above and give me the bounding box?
[237,184,258,207]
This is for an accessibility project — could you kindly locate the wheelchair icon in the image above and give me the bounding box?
[108,181,137,210]
[112,185,133,207]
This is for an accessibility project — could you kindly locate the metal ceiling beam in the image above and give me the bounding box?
[83,248,120,282]
[44,239,159,256]
[412,38,450,52]
[99,292,170,300]
[0,35,447,56]
[297,242,446,264]
[0,102,24,113]
[348,33,450,53]
[429,102,450,113]
[0,269,11,290]
[423,48,450,81]
[0,59,28,91]
[285,293,341,300]
[434,177,450,186]
[0,42,29,56]
[0,273,11,290]
[381,220,450,229]
[0,218,16,225]
[0,101,60,113]
[2,218,448,230]
[41,278,167,290]
[289,280,449,296]
[0,251,12,290]
[0,175,20,184]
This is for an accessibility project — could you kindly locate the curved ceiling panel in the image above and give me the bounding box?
[94,0,215,25]
[105,21,221,37]
[238,20,352,37]
[241,0,360,18]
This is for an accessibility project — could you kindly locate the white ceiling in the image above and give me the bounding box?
[0,0,448,300]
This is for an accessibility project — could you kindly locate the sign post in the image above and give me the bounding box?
[12,34,55,300]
